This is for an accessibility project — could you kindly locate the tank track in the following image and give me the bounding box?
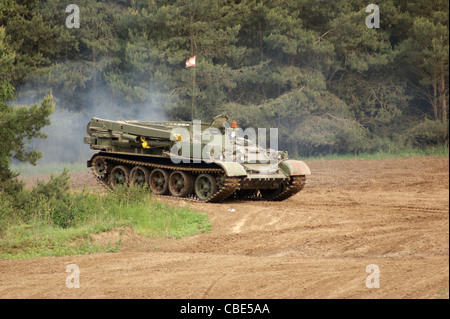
[90,155,306,203]
[267,175,306,201]
[90,169,110,193]
[90,155,241,203]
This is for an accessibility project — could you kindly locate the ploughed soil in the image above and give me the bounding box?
[1,156,448,299]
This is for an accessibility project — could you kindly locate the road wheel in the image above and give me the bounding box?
[109,165,130,188]
[129,166,150,186]
[149,168,169,195]
[169,171,193,197]
[195,174,217,201]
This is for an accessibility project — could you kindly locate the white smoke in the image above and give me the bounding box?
[10,69,167,169]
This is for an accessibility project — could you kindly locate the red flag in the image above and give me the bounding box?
[185,56,196,68]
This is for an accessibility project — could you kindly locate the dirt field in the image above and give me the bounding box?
[1,156,448,299]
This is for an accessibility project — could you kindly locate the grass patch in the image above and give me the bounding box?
[297,145,449,161]
[0,171,211,259]
[0,222,120,259]
[102,185,211,239]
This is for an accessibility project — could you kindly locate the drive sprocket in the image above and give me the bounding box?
[91,156,108,179]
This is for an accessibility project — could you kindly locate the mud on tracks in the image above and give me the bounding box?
[1,156,448,298]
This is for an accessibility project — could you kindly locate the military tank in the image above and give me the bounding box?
[84,114,310,202]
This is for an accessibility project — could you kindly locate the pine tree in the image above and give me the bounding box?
[399,0,449,123]
[0,27,54,186]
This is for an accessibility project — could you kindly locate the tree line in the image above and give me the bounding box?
[1,0,448,166]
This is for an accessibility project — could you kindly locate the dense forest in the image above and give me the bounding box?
[1,0,449,165]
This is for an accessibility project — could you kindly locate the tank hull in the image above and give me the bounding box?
[87,151,309,202]
[85,115,311,202]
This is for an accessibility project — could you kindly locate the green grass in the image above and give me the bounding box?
[0,173,211,260]
[0,222,121,259]
[297,145,449,161]
[101,186,211,239]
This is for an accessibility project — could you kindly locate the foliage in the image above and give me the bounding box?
[0,0,448,157]
[1,0,447,259]
[0,26,54,186]
[0,170,211,259]
[406,118,449,146]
